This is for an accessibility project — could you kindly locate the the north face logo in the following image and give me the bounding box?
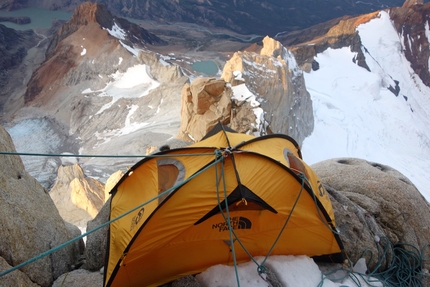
[212,217,252,232]
[130,207,145,231]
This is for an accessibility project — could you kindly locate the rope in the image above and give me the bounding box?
[0,151,225,278]
[214,150,241,287]
[213,149,308,285]
[4,148,429,287]
[318,237,430,287]
[0,151,215,158]
[259,173,306,271]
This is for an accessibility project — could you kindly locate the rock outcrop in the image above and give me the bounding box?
[390,2,430,86]
[402,0,424,8]
[50,163,105,228]
[279,2,430,91]
[0,25,42,118]
[23,2,162,111]
[222,36,314,144]
[277,13,374,72]
[178,37,313,144]
[45,2,165,59]
[0,125,82,287]
[312,158,430,270]
[178,78,232,142]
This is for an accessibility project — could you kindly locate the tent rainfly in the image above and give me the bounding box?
[104,124,345,287]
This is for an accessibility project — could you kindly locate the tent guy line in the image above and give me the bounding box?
[0,150,225,279]
[103,124,345,286]
[0,151,216,158]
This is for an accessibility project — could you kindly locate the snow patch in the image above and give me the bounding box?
[105,22,126,40]
[231,83,264,134]
[80,45,86,56]
[80,64,159,115]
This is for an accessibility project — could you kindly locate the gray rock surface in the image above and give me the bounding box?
[0,125,80,287]
[85,198,111,271]
[52,269,103,287]
[312,157,430,271]
[0,256,40,287]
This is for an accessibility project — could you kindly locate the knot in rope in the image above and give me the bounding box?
[257,264,267,275]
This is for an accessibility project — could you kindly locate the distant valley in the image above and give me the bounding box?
[2,0,430,36]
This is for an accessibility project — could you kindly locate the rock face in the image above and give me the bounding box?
[179,36,313,144]
[0,25,42,118]
[45,2,165,60]
[280,2,430,93]
[24,2,164,109]
[277,13,375,72]
[0,257,40,287]
[222,36,314,144]
[312,158,430,270]
[0,24,37,70]
[50,163,105,228]
[6,2,189,189]
[85,198,111,271]
[178,78,232,142]
[0,125,82,287]
[402,0,424,7]
[390,2,430,86]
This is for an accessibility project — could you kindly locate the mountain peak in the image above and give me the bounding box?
[402,0,424,8]
[68,2,113,29]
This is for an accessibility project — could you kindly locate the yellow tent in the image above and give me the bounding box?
[104,125,345,287]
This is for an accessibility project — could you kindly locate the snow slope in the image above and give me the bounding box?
[302,11,430,202]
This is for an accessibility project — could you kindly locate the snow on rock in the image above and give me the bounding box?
[105,22,126,40]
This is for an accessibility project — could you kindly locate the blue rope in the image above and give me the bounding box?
[213,153,308,284]
[318,237,430,287]
[0,151,224,278]
[214,150,241,287]
[0,151,215,158]
[258,173,306,272]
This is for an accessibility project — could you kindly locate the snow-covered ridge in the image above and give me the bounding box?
[302,11,430,201]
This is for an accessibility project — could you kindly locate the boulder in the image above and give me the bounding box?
[85,198,111,271]
[64,221,86,265]
[0,125,80,287]
[0,257,40,287]
[312,158,430,270]
[50,164,105,228]
[178,78,232,142]
[52,269,103,287]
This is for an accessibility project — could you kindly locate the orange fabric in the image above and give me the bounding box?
[105,130,343,287]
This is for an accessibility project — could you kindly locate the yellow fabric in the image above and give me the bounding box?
[104,130,343,287]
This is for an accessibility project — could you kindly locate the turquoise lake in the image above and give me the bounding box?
[0,8,71,30]
[191,61,219,75]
